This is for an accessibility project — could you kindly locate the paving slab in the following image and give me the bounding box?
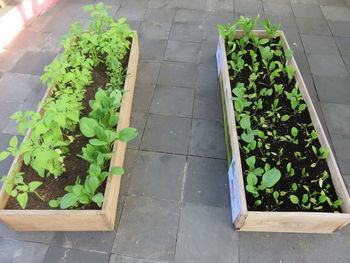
[0,238,48,263]
[120,149,140,197]
[313,75,350,104]
[157,61,198,88]
[174,204,238,263]
[112,196,179,262]
[189,119,226,159]
[169,23,204,43]
[136,61,161,85]
[109,254,166,263]
[10,51,56,76]
[139,21,172,40]
[184,156,230,208]
[132,84,156,113]
[199,42,217,68]
[235,0,264,14]
[296,17,332,35]
[321,5,350,21]
[141,114,191,155]
[263,2,294,17]
[307,54,348,77]
[0,49,24,72]
[301,34,339,55]
[139,39,167,61]
[321,102,350,135]
[128,151,186,201]
[41,16,89,34]
[0,73,41,104]
[292,4,325,18]
[197,65,221,89]
[174,9,205,24]
[128,113,147,150]
[114,5,147,21]
[149,86,194,118]
[335,37,350,57]
[164,40,201,64]
[331,134,350,174]
[193,88,223,120]
[43,246,109,263]
[149,0,177,9]
[144,8,175,24]
[328,20,350,37]
[176,0,209,10]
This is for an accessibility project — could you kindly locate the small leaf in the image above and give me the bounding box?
[254,200,262,206]
[246,185,258,195]
[28,181,42,192]
[289,195,299,204]
[246,156,256,168]
[49,199,60,208]
[240,116,251,130]
[262,168,281,188]
[291,127,298,137]
[247,172,258,186]
[118,127,138,142]
[281,115,290,121]
[17,192,28,209]
[78,194,90,204]
[110,166,125,176]
[60,193,78,209]
[9,136,18,149]
[0,151,11,162]
[92,193,104,204]
[79,117,98,138]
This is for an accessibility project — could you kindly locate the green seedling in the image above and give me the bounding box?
[260,18,280,38]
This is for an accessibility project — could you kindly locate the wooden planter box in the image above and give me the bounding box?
[217,30,350,233]
[0,32,139,231]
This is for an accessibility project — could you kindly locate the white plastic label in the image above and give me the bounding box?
[216,37,223,78]
[228,158,241,224]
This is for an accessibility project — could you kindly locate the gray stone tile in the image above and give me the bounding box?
[313,75,350,104]
[120,149,140,197]
[136,61,161,85]
[296,17,332,35]
[0,238,48,263]
[0,134,15,177]
[174,204,238,263]
[41,16,89,34]
[0,102,21,133]
[321,102,350,135]
[307,54,348,77]
[189,119,226,159]
[301,34,339,55]
[10,51,56,76]
[51,231,116,253]
[293,50,312,76]
[238,232,305,263]
[54,1,92,18]
[0,49,24,72]
[235,0,263,14]
[114,5,147,21]
[193,88,223,120]
[0,73,41,103]
[169,23,204,43]
[128,112,147,149]
[321,5,350,21]
[149,0,177,8]
[149,86,194,118]
[0,223,54,243]
[203,10,234,27]
[139,21,172,40]
[141,115,191,155]
[331,134,350,174]
[27,13,54,32]
[109,254,165,263]
[184,156,230,208]
[328,20,350,37]
[292,4,325,18]
[263,2,293,17]
[132,84,156,113]
[335,37,350,57]
[174,9,205,24]
[43,246,109,263]
[197,66,220,89]
[121,0,150,8]
[199,42,217,68]
[164,40,201,63]
[158,62,198,88]
[139,39,167,60]
[176,0,208,10]
[128,151,186,201]
[113,196,180,261]
[144,8,175,24]
[127,20,142,31]
[343,55,350,72]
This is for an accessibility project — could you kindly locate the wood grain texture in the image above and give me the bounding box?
[218,30,350,233]
[0,31,139,232]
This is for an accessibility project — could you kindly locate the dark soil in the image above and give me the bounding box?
[227,39,341,213]
[6,49,131,210]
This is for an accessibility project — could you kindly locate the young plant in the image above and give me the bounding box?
[260,18,280,39]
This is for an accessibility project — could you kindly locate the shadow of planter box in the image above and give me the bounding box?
[0,32,139,232]
[218,30,350,234]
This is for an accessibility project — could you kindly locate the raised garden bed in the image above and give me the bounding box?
[217,17,350,233]
[0,3,139,231]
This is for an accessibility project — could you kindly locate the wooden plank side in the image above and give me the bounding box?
[0,32,139,231]
[219,36,248,229]
[102,31,139,229]
[240,211,350,233]
[221,30,350,233]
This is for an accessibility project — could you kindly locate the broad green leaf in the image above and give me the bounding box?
[289,195,299,204]
[16,185,28,192]
[9,136,18,149]
[110,166,125,176]
[92,193,104,204]
[17,192,28,209]
[281,115,290,121]
[246,185,258,195]
[79,194,90,204]
[89,139,108,146]
[291,127,298,137]
[88,164,101,177]
[60,193,78,209]
[49,199,60,208]
[0,151,10,162]
[240,116,251,130]
[79,117,98,138]
[247,172,257,186]
[246,156,256,168]
[254,200,262,206]
[262,168,281,188]
[241,132,254,143]
[87,176,100,194]
[118,127,138,143]
[28,181,42,192]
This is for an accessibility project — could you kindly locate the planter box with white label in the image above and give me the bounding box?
[217,28,350,233]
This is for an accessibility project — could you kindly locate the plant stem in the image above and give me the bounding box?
[33,191,45,201]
